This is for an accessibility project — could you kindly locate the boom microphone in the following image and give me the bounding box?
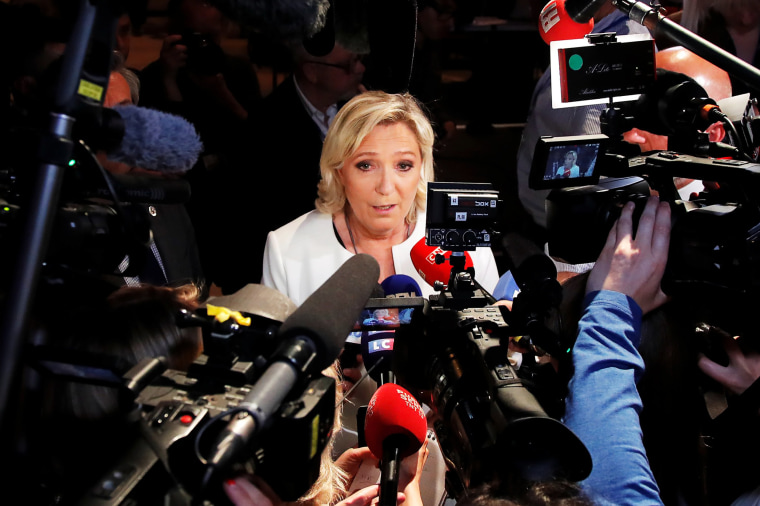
[410,237,473,288]
[207,0,330,40]
[538,0,594,45]
[364,383,428,506]
[108,105,203,173]
[563,0,608,24]
[207,254,380,472]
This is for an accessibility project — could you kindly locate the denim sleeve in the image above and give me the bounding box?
[563,290,663,506]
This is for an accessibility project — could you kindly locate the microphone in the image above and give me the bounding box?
[360,275,421,385]
[364,383,428,506]
[207,254,381,472]
[361,330,396,385]
[77,174,192,204]
[206,0,331,41]
[563,0,608,24]
[538,0,594,45]
[380,274,422,299]
[303,0,336,56]
[410,237,473,288]
[108,105,203,173]
[365,0,417,93]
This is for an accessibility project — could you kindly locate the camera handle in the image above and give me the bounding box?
[431,251,497,310]
[0,1,122,418]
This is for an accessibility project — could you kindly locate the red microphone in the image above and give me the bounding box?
[364,383,427,506]
[410,237,473,288]
[538,0,594,45]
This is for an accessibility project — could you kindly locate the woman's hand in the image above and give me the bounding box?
[223,475,282,506]
[698,333,760,396]
[586,196,671,315]
[337,485,405,506]
[398,438,429,506]
[335,446,377,479]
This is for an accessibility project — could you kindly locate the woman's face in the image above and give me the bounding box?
[339,122,422,236]
[564,153,576,168]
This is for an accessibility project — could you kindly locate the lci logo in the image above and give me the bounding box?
[368,338,394,353]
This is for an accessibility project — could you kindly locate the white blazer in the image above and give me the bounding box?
[261,210,500,306]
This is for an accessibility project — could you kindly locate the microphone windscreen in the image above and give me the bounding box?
[364,383,427,460]
[380,274,422,297]
[278,253,380,371]
[110,105,203,173]
[410,238,473,287]
[303,0,335,56]
[538,0,593,45]
[208,0,330,40]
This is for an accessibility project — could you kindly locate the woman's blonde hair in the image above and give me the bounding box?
[316,91,436,225]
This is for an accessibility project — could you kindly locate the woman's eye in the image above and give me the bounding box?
[355,161,372,170]
[398,162,414,171]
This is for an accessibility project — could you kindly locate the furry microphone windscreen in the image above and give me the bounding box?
[110,105,204,174]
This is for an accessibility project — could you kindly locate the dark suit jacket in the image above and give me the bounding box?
[215,76,326,294]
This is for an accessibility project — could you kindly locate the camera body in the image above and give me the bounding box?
[180,32,225,75]
[358,183,592,498]
[41,307,337,505]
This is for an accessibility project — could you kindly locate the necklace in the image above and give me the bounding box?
[344,211,411,254]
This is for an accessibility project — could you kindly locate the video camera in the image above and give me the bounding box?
[356,183,592,499]
[28,297,336,505]
[530,32,760,338]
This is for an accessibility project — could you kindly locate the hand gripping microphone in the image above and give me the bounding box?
[538,0,594,45]
[410,237,473,288]
[364,383,428,506]
[207,254,380,472]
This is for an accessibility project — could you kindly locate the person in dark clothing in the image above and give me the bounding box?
[138,0,262,292]
[215,40,366,295]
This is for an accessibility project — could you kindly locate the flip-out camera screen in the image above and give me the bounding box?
[529,134,609,189]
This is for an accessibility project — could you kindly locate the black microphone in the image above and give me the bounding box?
[563,0,608,24]
[78,174,192,204]
[361,330,396,385]
[207,254,380,471]
[365,0,417,93]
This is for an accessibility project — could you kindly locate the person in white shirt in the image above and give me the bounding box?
[261,90,499,306]
[261,90,499,506]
